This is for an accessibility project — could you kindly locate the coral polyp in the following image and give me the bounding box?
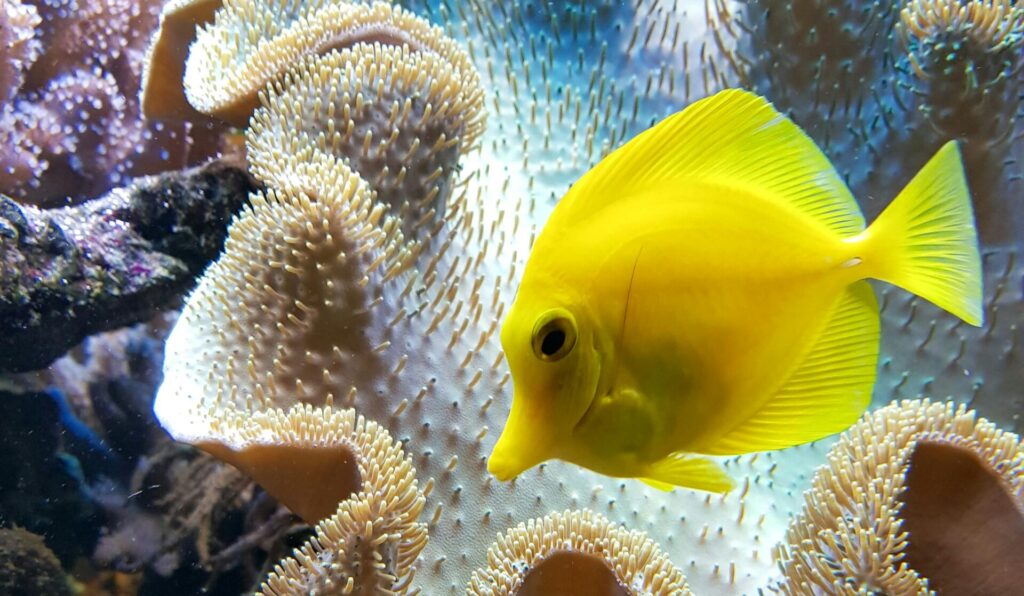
[0,0,40,103]
[141,0,223,121]
[154,158,415,449]
[254,407,427,595]
[0,0,224,206]
[902,0,1024,50]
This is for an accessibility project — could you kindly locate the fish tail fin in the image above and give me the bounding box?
[863,141,983,326]
[640,453,734,493]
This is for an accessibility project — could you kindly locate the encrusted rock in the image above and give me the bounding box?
[0,160,258,372]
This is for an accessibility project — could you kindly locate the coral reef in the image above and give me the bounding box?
[204,404,426,527]
[730,0,1024,499]
[92,440,292,588]
[467,509,691,595]
[2,317,303,594]
[1,315,174,446]
[0,0,225,206]
[0,0,1018,594]
[141,0,224,122]
[732,0,899,181]
[0,0,40,103]
[183,0,480,127]
[0,527,72,596]
[154,156,414,480]
[774,399,1024,594]
[154,0,479,517]
[894,0,1024,243]
[0,161,257,373]
[899,0,1024,147]
[873,247,1024,434]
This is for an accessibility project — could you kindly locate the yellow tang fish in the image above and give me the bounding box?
[488,89,982,492]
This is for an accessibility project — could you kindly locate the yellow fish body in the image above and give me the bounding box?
[488,89,982,492]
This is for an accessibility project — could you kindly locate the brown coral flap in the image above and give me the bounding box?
[901,440,1024,594]
[517,551,631,596]
[202,441,362,524]
[142,0,223,121]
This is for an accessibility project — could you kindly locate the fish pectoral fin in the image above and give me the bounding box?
[640,453,734,493]
[703,281,879,456]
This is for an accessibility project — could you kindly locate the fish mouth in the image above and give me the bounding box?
[487,431,551,480]
[486,451,525,481]
[488,396,555,480]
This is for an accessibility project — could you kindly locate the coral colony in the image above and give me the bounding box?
[0,0,1021,595]
[0,0,224,207]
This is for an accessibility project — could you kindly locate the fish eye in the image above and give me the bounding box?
[531,309,577,361]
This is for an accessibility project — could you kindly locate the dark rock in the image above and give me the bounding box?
[0,527,72,596]
[90,375,163,465]
[0,390,100,565]
[41,220,74,257]
[0,196,29,238]
[0,219,18,241]
[0,160,258,372]
[129,161,256,272]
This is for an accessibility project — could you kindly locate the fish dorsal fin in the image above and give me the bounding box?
[553,89,865,236]
[702,281,879,455]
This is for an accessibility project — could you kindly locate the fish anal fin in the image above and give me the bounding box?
[553,89,865,237]
[640,453,734,493]
[639,477,675,492]
[703,281,879,455]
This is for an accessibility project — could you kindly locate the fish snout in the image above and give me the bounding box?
[487,416,554,481]
[486,450,523,481]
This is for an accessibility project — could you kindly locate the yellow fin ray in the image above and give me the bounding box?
[703,281,879,455]
[863,141,983,326]
[552,89,865,236]
[640,453,734,493]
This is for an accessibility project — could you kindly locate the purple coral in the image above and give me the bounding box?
[0,0,224,207]
[0,0,40,102]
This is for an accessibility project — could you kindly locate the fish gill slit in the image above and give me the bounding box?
[612,245,644,393]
